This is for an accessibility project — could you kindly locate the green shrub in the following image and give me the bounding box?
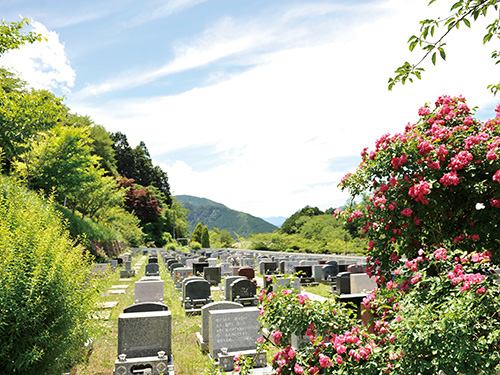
[190,241,202,250]
[166,243,176,251]
[0,176,103,374]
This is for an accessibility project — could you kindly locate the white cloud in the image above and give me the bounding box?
[69,0,500,217]
[0,21,75,94]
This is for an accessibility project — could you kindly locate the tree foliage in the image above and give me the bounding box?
[280,206,324,235]
[201,225,210,248]
[191,222,204,244]
[0,18,43,56]
[0,69,66,172]
[111,132,172,205]
[389,0,500,94]
[12,125,98,200]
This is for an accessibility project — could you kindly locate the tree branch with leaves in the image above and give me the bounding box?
[389,0,500,94]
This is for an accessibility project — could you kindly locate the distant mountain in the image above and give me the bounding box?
[175,195,278,238]
[262,216,286,228]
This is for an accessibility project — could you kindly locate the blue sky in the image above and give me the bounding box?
[2,0,499,218]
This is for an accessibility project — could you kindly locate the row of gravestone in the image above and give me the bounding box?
[115,262,266,373]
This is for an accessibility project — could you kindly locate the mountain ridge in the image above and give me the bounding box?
[175,194,278,238]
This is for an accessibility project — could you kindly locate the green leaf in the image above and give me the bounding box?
[432,52,437,65]
[450,1,462,11]
[463,18,471,28]
[439,48,446,60]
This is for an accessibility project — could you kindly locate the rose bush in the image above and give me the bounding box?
[256,96,500,374]
[258,278,391,374]
[339,95,500,278]
[258,249,500,374]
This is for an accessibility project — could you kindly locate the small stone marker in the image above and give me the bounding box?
[99,301,119,309]
[109,289,126,294]
[92,263,108,275]
[112,285,130,289]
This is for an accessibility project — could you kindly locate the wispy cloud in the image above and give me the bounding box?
[71,2,358,100]
[131,0,208,25]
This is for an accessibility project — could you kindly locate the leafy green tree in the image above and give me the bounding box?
[12,125,98,201]
[0,176,102,374]
[98,206,144,247]
[111,132,172,205]
[280,206,323,234]
[0,18,43,56]
[191,222,204,244]
[389,0,500,94]
[201,225,210,248]
[209,227,234,248]
[67,114,117,175]
[0,70,66,172]
[67,166,124,220]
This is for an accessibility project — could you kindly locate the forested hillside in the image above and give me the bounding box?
[0,23,189,259]
[175,195,278,238]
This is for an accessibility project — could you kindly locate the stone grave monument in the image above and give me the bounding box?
[115,310,173,375]
[208,307,267,372]
[196,301,243,352]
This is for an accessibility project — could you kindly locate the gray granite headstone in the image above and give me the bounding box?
[312,265,324,281]
[145,263,159,276]
[203,266,222,286]
[181,276,204,300]
[229,278,257,303]
[207,258,218,267]
[208,307,261,357]
[92,263,109,275]
[200,301,243,346]
[223,276,245,300]
[117,311,171,358]
[184,279,211,302]
[134,279,164,303]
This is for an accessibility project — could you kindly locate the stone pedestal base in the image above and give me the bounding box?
[233,296,259,307]
[214,349,267,372]
[114,355,174,375]
[195,331,208,352]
